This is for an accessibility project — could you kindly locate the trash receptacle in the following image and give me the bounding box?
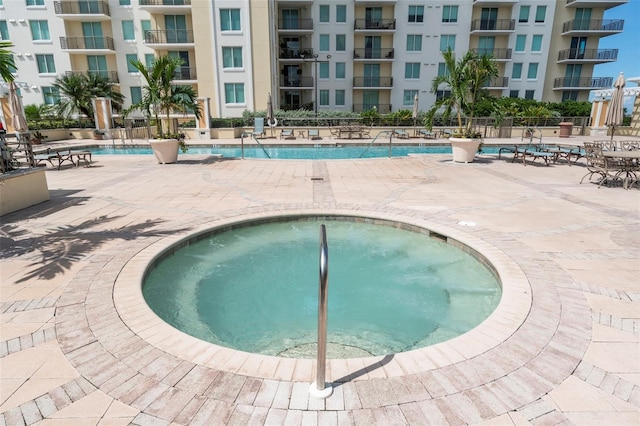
[559,122,573,138]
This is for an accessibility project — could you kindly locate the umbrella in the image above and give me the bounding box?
[266,92,276,137]
[604,72,625,141]
[412,94,419,135]
[9,81,28,134]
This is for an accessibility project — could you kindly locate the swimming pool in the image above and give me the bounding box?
[143,217,502,358]
[89,145,505,159]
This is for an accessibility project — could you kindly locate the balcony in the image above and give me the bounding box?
[473,0,518,5]
[553,76,613,89]
[470,48,512,61]
[353,48,395,60]
[60,36,115,52]
[278,19,313,32]
[470,19,515,34]
[562,19,624,36]
[483,77,509,89]
[566,0,627,9]
[172,66,197,82]
[279,48,314,60]
[139,0,192,14]
[353,104,392,114]
[354,19,396,31]
[54,1,110,21]
[279,76,314,88]
[144,30,195,48]
[353,77,393,88]
[66,70,118,83]
[558,48,618,63]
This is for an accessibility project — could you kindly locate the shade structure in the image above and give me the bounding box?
[412,94,419,120]
[604,72,625,140]
[9,81,28,133]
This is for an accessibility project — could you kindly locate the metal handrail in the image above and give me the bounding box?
[313,224,331,397]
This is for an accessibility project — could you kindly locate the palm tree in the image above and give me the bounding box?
[53,73,124,119]
[125,55,201,137]
[425,48,497,136]
[0,41,17,82]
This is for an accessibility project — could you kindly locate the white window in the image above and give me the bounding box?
[36,54,55,74]
[408,6,424,23]
[222,47,243,68]
[220,9,241,31]
[225,83,245,104]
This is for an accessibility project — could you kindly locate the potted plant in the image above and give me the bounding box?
[425,48,497,163]
[31,130,48,145]
[124,56,201,164]
[93,129,104,140]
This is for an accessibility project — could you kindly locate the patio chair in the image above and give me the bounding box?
[308,129,321,140]
[580,142,614,186]
[512,140,554,166]
[419,130,436,139]
[394,129,409,139]
[280,129,295,140]
[252,118,266,139]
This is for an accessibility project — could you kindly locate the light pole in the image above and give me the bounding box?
[302,53,331,117]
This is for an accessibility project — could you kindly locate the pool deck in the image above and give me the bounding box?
[1,135,639,425]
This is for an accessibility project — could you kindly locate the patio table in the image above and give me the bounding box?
[602,150,640,189]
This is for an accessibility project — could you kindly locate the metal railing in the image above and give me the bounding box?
[553,76,613,89]
[483,76,509,88]
[139,0,191,5]
[470,48,512,60]
[54,1,110,15]
[144,30,194,44]
[353,48,394,59]
[562,19,624,33]
[60,36,114,50]
[558,48,618,61]
[470,19,515,31]
[278,18,314,30]
[279,76,314,87]
[353,77,393,87]
[279,48,314,59]
[352,104,392,114]
[173,66,197,80]
[354,18,396,30]
[66,70,119,83]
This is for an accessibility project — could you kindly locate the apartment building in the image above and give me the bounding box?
[0,0,627,119]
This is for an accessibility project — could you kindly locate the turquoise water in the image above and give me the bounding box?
[90,145,503,159]
[143,219,502,358]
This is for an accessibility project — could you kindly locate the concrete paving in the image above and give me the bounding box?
[1,135,639,425]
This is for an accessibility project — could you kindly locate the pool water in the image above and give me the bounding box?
[143,219,502,358]
[90,145,505,159]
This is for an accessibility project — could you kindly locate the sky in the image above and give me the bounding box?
[591,0,640,110]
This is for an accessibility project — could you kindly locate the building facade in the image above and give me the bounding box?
[0,0,627,118]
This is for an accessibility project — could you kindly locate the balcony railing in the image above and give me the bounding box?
[353,77,393,87]
[278,19,313,30]
[562,19,624,33]
[558,48,618,62]
[483,77,509,88]
[173,66,196,80]
[553,76,613,89]
[60,36,114,50]
[353,48,394,59]
[66,70,119,83]
[279,48,314,59]
[144,30,194,44]
[354,19,396,30]
[54,1,110,15]
[470,19,515,32]
[353,104,392,114]
[470,48,512,60]
[139,0,191,5]
[280,76,314,87]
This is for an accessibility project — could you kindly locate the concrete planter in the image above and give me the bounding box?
[449,137,481,163]
[149,139,179,164]
[0,169,49,216]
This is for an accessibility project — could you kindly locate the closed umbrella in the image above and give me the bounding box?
[412,94,419,135]
[605,72,625,141]
[266,92,276,137]
[9,81,28,134]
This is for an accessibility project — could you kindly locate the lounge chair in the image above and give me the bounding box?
[280,129,295,140]
[394,129,409,139]
[308,129,321,140]
[419,130,436,139]
[512,142,554,166]
[252,118,266,139]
